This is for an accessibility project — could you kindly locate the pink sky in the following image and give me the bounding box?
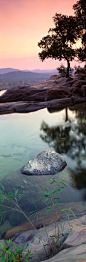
[0,0,83,70]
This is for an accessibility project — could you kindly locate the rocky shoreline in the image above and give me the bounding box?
[0,73,86,114]
[1,213,86,262]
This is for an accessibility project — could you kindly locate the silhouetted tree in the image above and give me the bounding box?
[38,14,78,77]
[73,0,86,64]
[57,64,74,77]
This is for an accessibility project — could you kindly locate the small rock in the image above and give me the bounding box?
[14,229,34,244]
[45,88,70,101]
[64,225,86,247]
[72,80,86,88]
[21,150,67,175]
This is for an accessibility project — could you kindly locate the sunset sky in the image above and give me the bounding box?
[0,0,83,70]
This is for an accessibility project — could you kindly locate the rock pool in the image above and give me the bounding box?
[0,103,86,235]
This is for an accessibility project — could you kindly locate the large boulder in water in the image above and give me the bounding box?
[21,150,67,175]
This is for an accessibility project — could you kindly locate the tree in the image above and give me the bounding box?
[73,0,86,35]
[57,64,74,77]
[38,14,78,77]
[73,0,86,64]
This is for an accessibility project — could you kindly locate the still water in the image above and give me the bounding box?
[0,102,86,232]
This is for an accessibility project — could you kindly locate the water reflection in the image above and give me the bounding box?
[48,107,71,123]
[0,104,86,233]
[40,103,86,194]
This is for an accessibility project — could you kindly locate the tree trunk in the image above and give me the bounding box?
[65,107,68,122]
[66,60,70,78]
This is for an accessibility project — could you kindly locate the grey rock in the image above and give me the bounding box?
[45,88,70,101]
[0,86,43,103]
[14,229,34,244]
[21,150,67,175]
[12,215,86,261]
[64,225,86,247]
[0,98,73,114]
[72,80,86,88]
[64,78,79,86]
[2,214,86,261]
[43,244,86,262]
[0,74,86,115]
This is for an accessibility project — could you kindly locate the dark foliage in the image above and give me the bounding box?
[38,14,79,77]
[73,0,86,63]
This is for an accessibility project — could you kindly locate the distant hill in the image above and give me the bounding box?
[0,68,19,74]
[31,69,59,74]
[0,67,59,75]
[0,70,59,81]
[0,68,59,91]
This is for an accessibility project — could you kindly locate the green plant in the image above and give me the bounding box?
[0,185,34,261]
[0,186,50,259]
[0,239,33,261]
[0,173,76,261]
[0,185,36,230]
[38,173,76,257]
[0,238,14,262]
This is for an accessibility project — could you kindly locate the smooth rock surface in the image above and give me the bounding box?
[0,85,44,102]
[21,150,67,175]
[72,79,86,88]
[45,88,70,101]
[1,215,86,262]
[64,225,86,246]
[0,97,73,114]
[44,245,86,262]
[0,73,86,114]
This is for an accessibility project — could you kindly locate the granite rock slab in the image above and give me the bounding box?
[21,150,67,175]
[44,244,86,262]
[1,215,86,262]
[12,215,86,261]
[0,74,86,115]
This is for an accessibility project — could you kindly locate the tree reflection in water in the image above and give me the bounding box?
[40,104,86,196]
